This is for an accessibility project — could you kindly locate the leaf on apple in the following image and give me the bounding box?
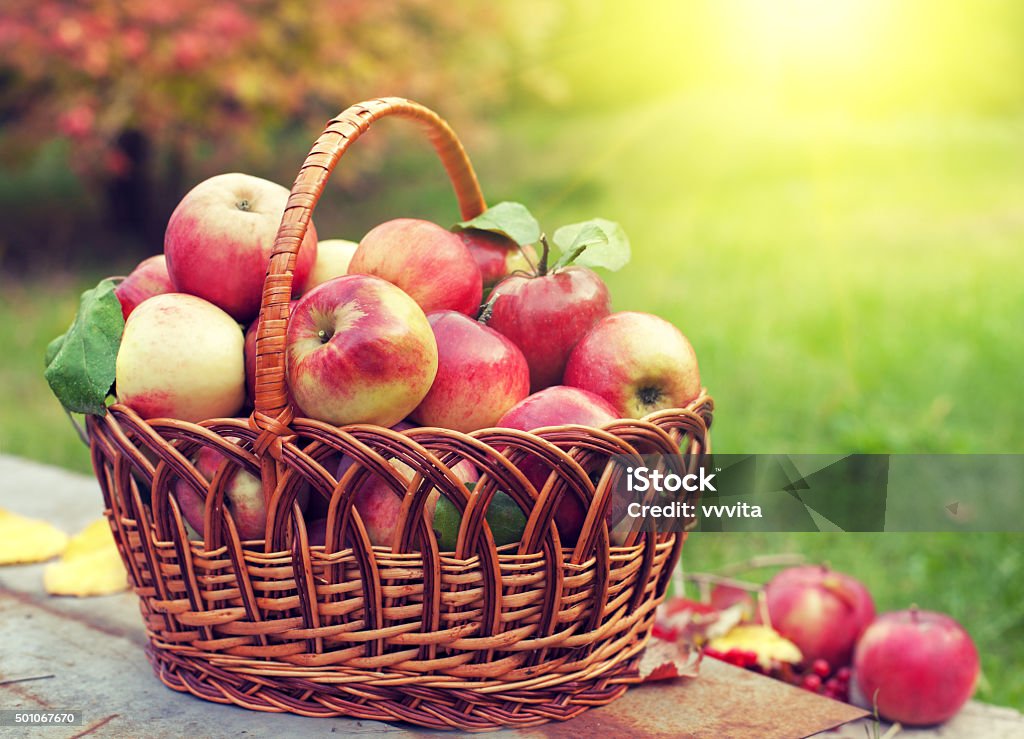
[552,218,631,272]
[43,278,124,416]
[455,201,541,247]
[44,518,128,597]
[638,636,702,682]
[551,222,607,272]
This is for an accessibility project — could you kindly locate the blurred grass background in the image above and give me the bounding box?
[2,0,1022,708]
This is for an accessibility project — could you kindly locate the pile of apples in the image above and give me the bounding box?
[112,172,703,549]
[666,565,981,727]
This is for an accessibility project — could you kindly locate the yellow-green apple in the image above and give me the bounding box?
[286,275,438,426]
[174,443,267,541]
[164,173,318,322]
[304,238,358,292]
[456,229,537,288]
[764,565,875,668]
[115,255,174,319]
[486,266,610,391]
[116,293,245,421]
[349,218,482,315]
[853,609,979,725]
[410,311,529,432]
[564,312,700,418]
[496,385,618,543]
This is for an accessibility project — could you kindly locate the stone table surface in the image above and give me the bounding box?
[1,454,1021,738]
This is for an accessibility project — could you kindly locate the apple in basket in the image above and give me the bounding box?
[564,311,701,417]
[496,385,619,543]
[486,264,611,392]
[410,310,530,433]
[303,238,358,292]
[335,434,479,548]
[286,274,438,427]
[456,228,538,288]
[174,442,267,541]
[115,255,174,319]
[116,293,246,422]
[164,172,318,322]
[348,218,483,316]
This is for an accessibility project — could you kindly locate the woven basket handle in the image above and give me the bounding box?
[252,98,486,435]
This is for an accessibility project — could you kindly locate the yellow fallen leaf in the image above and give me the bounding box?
[0,508,68,564]
[708,624,803,669]
[44,518,127,597]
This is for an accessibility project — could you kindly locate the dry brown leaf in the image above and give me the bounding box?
[639,636,702,682]
[0,508,68,564]
[44,518,127,597]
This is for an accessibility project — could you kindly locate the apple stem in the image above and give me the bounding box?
[537,234,551,277]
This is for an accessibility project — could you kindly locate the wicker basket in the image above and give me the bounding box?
[86,98,714,732]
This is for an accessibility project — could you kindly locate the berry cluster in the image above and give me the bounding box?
[705,650,852,703]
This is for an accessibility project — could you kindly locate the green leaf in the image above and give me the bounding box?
[44,279,125,416]
[552,223,607,272]
[552,218,631,271]
[44,333,67,368]
[455,201,541,246]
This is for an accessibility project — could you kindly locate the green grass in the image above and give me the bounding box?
[3,95,1022,706]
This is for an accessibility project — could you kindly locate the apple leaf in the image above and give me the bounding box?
[552,218,631,271]
[551,222,607,272]
[44,278,124,416]
[455,201,541,247]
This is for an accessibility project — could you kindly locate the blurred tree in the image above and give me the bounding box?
[0,0,559,252]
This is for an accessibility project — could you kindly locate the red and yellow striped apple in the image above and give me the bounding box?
[286,275,438,427]
[564,311,700,418]
[349,218,482,316]
[165,173,318,322]
[456,229,537,287]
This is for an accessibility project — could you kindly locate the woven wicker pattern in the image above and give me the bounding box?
[86,98,714,731]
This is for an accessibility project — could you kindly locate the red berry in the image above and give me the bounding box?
[812,658,831,677]
[836,666,852,682]
[802,674,822,692]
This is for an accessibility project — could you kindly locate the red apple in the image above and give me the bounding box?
[854,609,979,725]
[115,255,174,319]
[564,311,700,418]
[487,266,610,391]
[116,293,246,421]
[165,172,318,322]
[410,311,529,432]
[764,565,875,668]
[304,238,357,292]
[711,583,757,616]
[349,218,482,316]
[286,275,438,427]
[175,444,266,541]
[339,453,478,548]
[497,386,618,543]
[456,229,537,287]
